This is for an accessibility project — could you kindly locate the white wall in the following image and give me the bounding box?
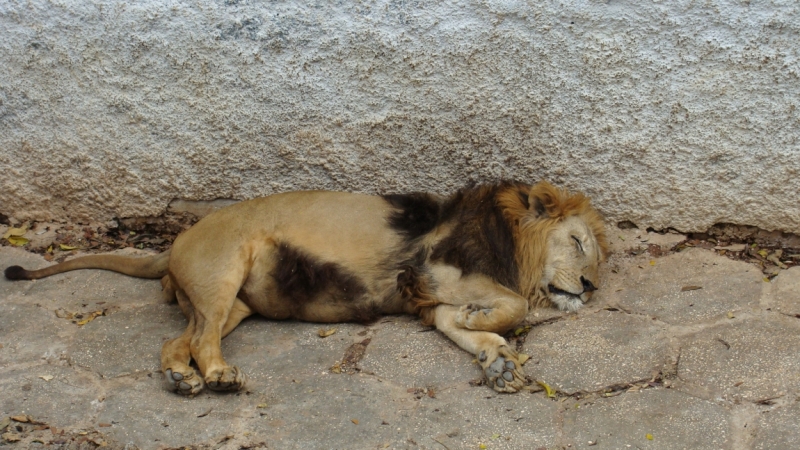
[1,0,798,232]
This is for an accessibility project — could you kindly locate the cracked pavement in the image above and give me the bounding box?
[1,227,799,449]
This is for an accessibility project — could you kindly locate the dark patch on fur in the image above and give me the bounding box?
[393,247,438,324]
[382,193,442,240]
[4,265,30,280]
[516,186,531,210]
[273,243,367,304]
[346,302,383,324]
[431,182,523,291]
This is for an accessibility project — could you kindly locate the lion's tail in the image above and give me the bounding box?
[4,250,171,281]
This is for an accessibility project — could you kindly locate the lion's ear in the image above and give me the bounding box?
[527,181,566,219]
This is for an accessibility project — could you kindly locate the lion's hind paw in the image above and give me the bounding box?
[205,366,246,391]
[480,347,525,393]
[165,368,205,396]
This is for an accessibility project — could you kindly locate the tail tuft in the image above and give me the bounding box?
[4,265,30,280]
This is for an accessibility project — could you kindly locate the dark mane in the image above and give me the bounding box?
[430,181,529,292]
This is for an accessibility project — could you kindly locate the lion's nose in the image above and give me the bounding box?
[580,276,597,293]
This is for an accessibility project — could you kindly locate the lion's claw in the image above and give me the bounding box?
[205,366,246,392]
[481,347,525,393]
[165,368,205,396]
[456,304,494,329]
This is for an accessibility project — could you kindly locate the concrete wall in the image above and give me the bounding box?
[1,0,798,232]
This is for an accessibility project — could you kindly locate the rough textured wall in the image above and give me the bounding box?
[1,0,798,232]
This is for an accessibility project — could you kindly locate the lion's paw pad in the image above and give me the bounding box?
[483,356,525,393]
[165,368,204,396]
[205,366,246,391]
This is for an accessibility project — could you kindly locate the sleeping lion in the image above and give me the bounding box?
[5,181,607,395]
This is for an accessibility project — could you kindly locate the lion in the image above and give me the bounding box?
[5,181,607,395]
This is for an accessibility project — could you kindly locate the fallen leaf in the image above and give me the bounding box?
[76,311,105,326]
[2,224,28,239]
[518,353,531,365]
[646,433,654,440]
[479,444,487,449]
[491,433,500,439]
[46,245,53,253]
[727,311,735,319]
[256,403,268,409]
[59,244,78,251]
[537,381,557,398]
[98,423,112,427]
[351,419,359,425]
[757,249,769,259]
[0,417,10,431]
[2,432,22,443]
[7,236,29,246]
[10,415,31,423]
[197,408,212,418]
[318,327,338,338]
[330,362,342,374]
[39,375,54,381]
[767,253,788,269]
[649,260,656,266]
[514,326,531,336]
[715,244,745,252]
[681,286,703,291]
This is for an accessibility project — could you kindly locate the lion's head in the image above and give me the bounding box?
[499,182,608,311]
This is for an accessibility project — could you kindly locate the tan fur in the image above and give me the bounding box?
[5,182,606,395]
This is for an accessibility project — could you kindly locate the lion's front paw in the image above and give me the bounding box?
[205,366,246,391]
[165,368,205,396]
[455,303,494,329]
[478,346,525,393]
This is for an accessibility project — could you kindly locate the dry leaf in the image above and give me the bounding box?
[76,311,104,326]
[59,244,78,251]
[646,433,654,440]
[514,326,531,336]
[351,419,359,425]
[727,311,735,319]
[98,423,112,427]
[518,353,531,365]
[681,286,702,291]
[318,327,338,338]
[649,260,656,266]
[39,375,54,381]
[491,433,501,439]
[3,224,28,239]
[10,415,31,423]
[330,362,342,374]
[257,403,268,409]
[537,381,557,398]
[2,432,21,443]
[7,236,29,246]
[715,244,745,252]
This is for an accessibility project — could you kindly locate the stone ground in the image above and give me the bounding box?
[1,228,799,450]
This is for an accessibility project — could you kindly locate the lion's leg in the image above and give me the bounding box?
[432,305,526,393]
[187,286,247,392]
[221,298,254,338]
[161,295,252,395]
[161,290,205,395]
